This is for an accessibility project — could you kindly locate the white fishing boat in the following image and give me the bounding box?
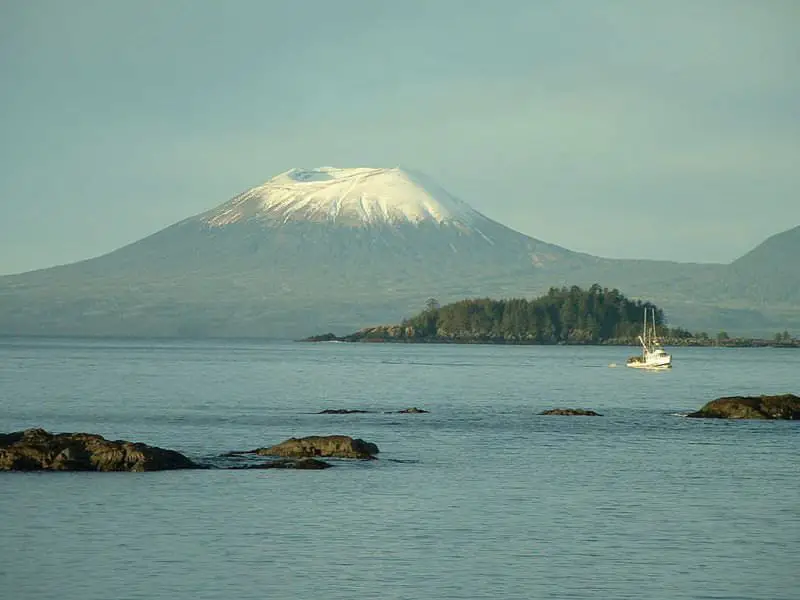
[626,307,672,370]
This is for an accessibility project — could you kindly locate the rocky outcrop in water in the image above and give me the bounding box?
[254,435,379,459]
[396,407,428,413]
[540,408,602,416]
[302,325,417,343]
[0,428,199,472]
[232,458,332,469]
[687,394,800,420]
[303,333,339,342]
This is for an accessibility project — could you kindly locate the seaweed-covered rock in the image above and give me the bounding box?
[317,409,371,414]
[687,394,800,420]
[255,435,379,459]
[0,428,199,472]
[397,407,428,414]
[540,408,602,416]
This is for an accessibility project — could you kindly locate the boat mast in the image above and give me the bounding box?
[638,307,648,354]
[643,307,647,344]
[651,307,657,343]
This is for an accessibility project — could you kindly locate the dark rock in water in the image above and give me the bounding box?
[318,409,371,414]
[0,428,199,472]
[397,407,428,414]
[254,435,379,459]
[540,408,602,416]
[687,394,800,420]
[302,333,340,342]
[233,458,332,470]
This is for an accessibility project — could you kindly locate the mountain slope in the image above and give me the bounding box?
[723,225,800,305]
[0,167,797,338]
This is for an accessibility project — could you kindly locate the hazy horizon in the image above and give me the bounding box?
[2,1,799,275]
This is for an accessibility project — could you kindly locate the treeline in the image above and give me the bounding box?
[394,284,689,344]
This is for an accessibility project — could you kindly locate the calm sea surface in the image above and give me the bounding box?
[0,338,797,600]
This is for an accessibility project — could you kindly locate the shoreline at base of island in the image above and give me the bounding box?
[301,330,799,348]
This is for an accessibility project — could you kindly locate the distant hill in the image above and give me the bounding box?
[0,167,797,338]
[723,225,800,306]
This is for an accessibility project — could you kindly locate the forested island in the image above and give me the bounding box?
[305,285,798,347]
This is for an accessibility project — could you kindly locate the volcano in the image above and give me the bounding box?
[0,167,797,338]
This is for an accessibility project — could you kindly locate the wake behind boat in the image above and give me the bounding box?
[627,307,672,370]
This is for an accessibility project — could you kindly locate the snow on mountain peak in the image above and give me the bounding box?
[203,167,480,228]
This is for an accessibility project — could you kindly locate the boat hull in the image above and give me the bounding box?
[626,361,672,370]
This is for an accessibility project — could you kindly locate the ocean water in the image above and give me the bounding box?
[0,338,797,600]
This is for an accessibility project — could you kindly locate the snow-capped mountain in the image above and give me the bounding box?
[0,167,796,339]
[0,166,589,337]
[177,166,577,270]
[201,167,482,229]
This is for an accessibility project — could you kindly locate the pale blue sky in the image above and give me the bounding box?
[1,0,798,274]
